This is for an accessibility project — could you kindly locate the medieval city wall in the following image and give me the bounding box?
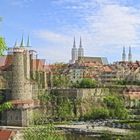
[51,88,111,99]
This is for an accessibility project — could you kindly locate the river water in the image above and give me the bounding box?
[65,133,117,140]
[65,134,100,140]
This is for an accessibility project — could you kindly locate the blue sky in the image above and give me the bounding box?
[1,0,140,63]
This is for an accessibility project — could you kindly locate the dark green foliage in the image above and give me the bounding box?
[116,80,140,85]
[0,94,12,112]
[84,107,109,120]
[39,91,51,103]
[0,18,7,54]
[0,102,12,112]
[72,78,97,88]
[84,93,128,120]
[57,98,74,120]
[0,36,7,55]
[116,80,127,85]
[53,75,69,88]
[104,94,128,119]
[91,107,110,119]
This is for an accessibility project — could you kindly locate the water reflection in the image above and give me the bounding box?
[65,132,140,140]
[65,134,102,140]
[65,133,126,140]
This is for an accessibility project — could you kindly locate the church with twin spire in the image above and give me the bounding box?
[122,46,132,62]
[70,37,84,64]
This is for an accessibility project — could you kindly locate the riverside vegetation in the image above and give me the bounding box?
[23,76,140,140]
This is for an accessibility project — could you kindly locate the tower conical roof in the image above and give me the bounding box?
[79,37,82,48]
[73,36,76,48]
[20,35,24,47]
[14,40,17,48]
[27,35,30,47]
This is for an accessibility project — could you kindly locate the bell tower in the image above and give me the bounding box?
[71,37,78,63]
[122,46,126,61]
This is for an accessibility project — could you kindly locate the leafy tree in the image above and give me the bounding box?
[78,78,97,88]
[91,107,110,119]
[84,107,110,120]
[0,18,12,111]
[57,98,73,120]
[104,94,128,119]
[52,75,69,88]
[0,37,6,55]
[116,80,126,85]
[0,18,7,55]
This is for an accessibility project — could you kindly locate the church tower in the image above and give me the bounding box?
[128,46,132,62]
[122,46,126,61]
[71,37,78,63]
[78,37,84,58]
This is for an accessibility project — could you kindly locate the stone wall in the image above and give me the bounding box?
[51,88,110,100]
[2,109,22,126]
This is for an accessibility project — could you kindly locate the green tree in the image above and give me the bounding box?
[57,98,73,120]
[0,18,7,55]
[0,37,6,55]
[0,18,12,111]
[78,78,97,88]
[104,94,128,119]
[84,107,110,120]
[53,75,69,88]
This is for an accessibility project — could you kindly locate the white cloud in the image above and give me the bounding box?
[86,4,140,47]
[33,30,73,63]
[34,0,140,62]
[34,30,71,45]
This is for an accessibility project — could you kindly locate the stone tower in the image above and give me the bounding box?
[71,37,78,63]
[78,37,84,58]
[12,46,26,100]
[2,37,34,126]
[122,46,126,61]
[128,46,132,62]
[12,38,32,100]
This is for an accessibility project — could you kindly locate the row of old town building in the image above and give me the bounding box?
[0,37,139,127]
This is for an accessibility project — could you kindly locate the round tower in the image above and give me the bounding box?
[12,47,26,100]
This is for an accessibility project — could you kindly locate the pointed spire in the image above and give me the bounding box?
[123,46,125,53]
[27,35,30,47]
[122,46,126,61]
[20,34,24,47]
[14,40,17,48]
[73,36,76,48]
[129,46,131,54]
[128,46,132,62]
[79,36,82,48]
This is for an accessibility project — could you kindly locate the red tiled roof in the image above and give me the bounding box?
[0,130,16,140]
[0,55,13,70]
[44,64,51,72]
[5,55,13,66]
[31,59,46,72]
[36,59,45,71]
[103,66,112,72]
[0,56,7,67]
